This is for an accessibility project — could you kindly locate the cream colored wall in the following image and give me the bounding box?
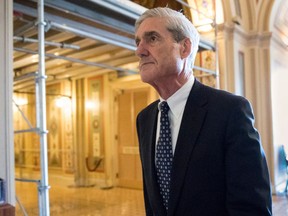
[0,0,15,205]
[270,45,288,191]
[269,0,288,192]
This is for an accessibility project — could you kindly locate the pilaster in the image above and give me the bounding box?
[0,0,15,208]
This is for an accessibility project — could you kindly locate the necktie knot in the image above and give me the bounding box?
[160,101,169,114]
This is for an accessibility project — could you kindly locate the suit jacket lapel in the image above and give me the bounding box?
[168,80,208,215]
[142,101,167,215]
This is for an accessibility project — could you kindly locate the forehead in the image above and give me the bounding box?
[135,17,168,37]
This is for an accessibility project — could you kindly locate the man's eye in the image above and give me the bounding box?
[135,40,140,47]
[150,36,157,42]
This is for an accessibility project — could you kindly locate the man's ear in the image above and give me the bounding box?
[180,38,191,59]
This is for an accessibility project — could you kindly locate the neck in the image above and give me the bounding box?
[153,73,192,100]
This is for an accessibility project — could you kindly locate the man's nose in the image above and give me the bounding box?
[135,41,148,58]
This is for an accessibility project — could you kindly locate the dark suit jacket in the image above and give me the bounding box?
[136,80,272,216]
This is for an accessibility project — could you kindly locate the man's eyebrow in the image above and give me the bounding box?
[135,31,162,45]
[144,31,161,38]
[135,31,161,40]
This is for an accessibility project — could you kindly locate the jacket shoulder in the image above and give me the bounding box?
[137,100,159,119]
[196,81,251,107]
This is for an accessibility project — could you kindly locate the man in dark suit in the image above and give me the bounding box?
[135,7,272,216]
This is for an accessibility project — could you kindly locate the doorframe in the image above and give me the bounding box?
[110,75,157,187]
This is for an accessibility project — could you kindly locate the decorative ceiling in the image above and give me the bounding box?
[131,0,183,10]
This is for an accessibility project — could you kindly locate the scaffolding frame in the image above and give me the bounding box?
[36,0,50,214]
[15,0,50,215]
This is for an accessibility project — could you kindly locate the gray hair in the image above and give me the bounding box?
[135,7,200,70]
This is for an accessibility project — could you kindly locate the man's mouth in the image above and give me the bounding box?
[140,62,154,69]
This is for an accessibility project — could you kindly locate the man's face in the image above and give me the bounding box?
[135,17,183,85]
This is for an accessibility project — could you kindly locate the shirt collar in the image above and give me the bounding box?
[159,75,194,118]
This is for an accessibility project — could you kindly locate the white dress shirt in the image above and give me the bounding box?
[156,75,195,155]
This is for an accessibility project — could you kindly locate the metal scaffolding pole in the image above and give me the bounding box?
[36,0,50,215]
[13,36,80,50]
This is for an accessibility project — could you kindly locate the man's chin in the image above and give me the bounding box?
[140,77,150,83]
[140,75,153,84]
[139,68,157,83]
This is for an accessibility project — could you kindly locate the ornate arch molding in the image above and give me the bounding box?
[224,0,255,31]
[257,0,274,32]
[224,0,273,33]
[221,0,232,23]
[239,0,256,31]
[219,0,273,46]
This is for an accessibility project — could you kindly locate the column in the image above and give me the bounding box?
[0,0,15,214]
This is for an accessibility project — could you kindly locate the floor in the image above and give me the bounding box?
[15,181,288,216]
[16,181,145,216]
